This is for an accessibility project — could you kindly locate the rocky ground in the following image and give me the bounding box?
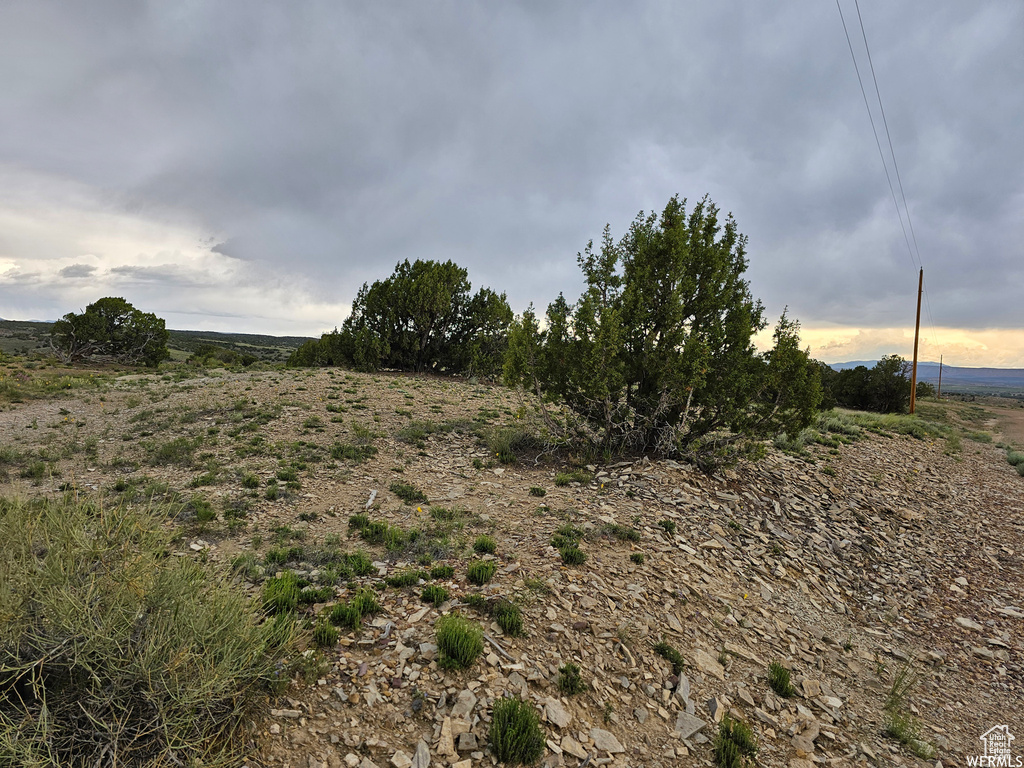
[1,367,1022,768]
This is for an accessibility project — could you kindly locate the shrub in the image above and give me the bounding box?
[265,545,304,566]
[385,569,428,588]
[658,519,676,535]
[0,496,291,766]
[390,481,428,504]
[554,470,592,487]
[331,441,378,463]
[492,599,525,636]
[714,715,758,768]
[329,602,362,632]
[289,259,512,375]
[464,593,488,612]
[473,535,497,554]
[489,696,546,765]
[654,641,684,675]
[485,426,540,465]
[430,564,455,579]
[344,550,375,577]
[1007,450,1024,466]
[557,663,587,695]
[767,661,795,697]
[605,523,640,542]
[630,552,645,565]
[348,513,370,530]
[529,486,546,497]
[299,585,335,604]
[421,585,449,606]
[313,620,339,648]
[883,660,937,759]
[263,571,302,614]
[435,614,484,670]
[351,588,381,617]
[558,546,587,566]
[467,559,498,585]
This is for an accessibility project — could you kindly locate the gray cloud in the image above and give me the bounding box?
[58,264,96,278]
[1,0,1021,344]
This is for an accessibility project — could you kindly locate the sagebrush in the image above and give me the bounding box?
[0,496,292,766]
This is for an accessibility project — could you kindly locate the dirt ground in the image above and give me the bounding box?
[2,367,1022,768]
[985,397,1024,446]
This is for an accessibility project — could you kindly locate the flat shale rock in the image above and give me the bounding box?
[589,728,625,754]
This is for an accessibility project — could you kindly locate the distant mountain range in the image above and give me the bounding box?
[831,360,1024,393]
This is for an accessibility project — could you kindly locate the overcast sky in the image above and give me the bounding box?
[1,1,1021,365]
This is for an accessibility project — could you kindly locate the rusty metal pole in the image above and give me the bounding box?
[910,267,923,414]
[937,354,943,399]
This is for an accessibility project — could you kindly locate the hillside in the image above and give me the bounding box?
[0,319,311,361]
[0,366,1021,767]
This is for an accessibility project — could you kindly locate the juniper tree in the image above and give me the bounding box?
[504,195,821,468]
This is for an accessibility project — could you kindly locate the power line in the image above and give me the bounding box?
[836,0,918,271]
[837,0,944,361]
[853,0,923,267]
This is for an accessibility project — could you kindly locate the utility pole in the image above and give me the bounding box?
[937,354,943,399]
[910,267,923,415]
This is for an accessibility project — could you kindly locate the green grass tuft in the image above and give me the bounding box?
[263,571,302,614]
[430,564,455,579]
[654,641,684,675]
[473,534,497,554]
[312,620,339,648]
[389,481,427,504]
[492,598,525,636]
[435,613,484,670]
[557,663,587,695]
[489,696,546,765]
[385,569,428,588]
[467,559,497,585]
[767,661,796,697]
[558,546,586,566]
[421,584,449,606]
[714,715,758,768]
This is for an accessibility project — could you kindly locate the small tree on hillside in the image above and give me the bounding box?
[50,297,169,366]
[504,195,821,468]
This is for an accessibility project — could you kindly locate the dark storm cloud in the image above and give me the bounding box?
[1,1,1021,333]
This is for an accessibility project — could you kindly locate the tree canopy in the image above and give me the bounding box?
[289,259,512,375]
[504,195,822,467]
[50,297,170,367]
[819,355,912,413]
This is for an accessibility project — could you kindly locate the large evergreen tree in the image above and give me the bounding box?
[504,195,821,467]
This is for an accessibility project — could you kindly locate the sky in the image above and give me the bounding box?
[1,1,1022,366]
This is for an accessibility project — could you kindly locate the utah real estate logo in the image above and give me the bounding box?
[967,725,1021,767]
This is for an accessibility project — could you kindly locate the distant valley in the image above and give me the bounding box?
[832,360,1024,396]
